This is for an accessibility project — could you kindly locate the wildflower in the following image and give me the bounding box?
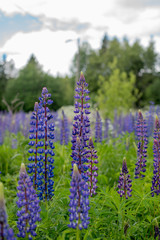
[151,116,160,196]
[28,102,40,188]
[71,72,90,177]
[16,163,41,239]
[135,110,148,179]
[117,158,132,199]
[86,137,98,196]
[0,182,16,240]
[28,88,55,200]
[68,164,90,230]
[60,110,69,145]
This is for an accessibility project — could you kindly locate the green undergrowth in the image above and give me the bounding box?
[0,132,159,239]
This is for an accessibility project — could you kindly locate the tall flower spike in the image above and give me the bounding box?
[28,102,40,189]
[95,111,102,143]
[29,87,55,201]
[16,163,41,239]
[0,182,16,240]
[151,116,160,196]
[86,137,98,196]
[60,110,69,145]
[68,164,90,230]
[71,72,90,178]
[135,110,148,179]
[117,157,132,199]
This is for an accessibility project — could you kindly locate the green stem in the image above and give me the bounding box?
[76,226,81,240]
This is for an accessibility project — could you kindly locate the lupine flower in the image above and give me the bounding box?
[71,72,90,177]
[151,116,160,196]
[16,163,41,239]
[95,111,102,143]
[117,157,132,199]
[28,102,39,188]
[123,112,134,134]
[68,164,90,230]
[86,137,98,196]
[37,87,55,200]
[72,137,88,181]
[154,220,160,240]
[0,182,16,240]
[60,110,69,145]
[146,101,155,137]
[28,87,55,200]
[135,110,148,179]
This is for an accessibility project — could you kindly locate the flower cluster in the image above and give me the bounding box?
[151,116,160,196]
[71,72,90,176]
[28,87,55,200]
[117,158,132,199]
[86,137,98,196]
[0,182,16,240]
[95,111,102,143]
[68,164,90,230]
[16,163,41,239]
[135,110,148,179]
[60,110,69,145]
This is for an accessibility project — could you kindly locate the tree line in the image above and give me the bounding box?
[0,33,159,115]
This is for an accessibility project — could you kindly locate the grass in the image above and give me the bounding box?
[0,132,159,239]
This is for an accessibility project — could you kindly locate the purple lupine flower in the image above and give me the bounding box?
[71,72,90,177]
[95,111,102,143]
[123,112,134,134]
[86,137,98,197]
[60,110,69,145]
[16,163,41,239]
[0,182,16,240]
[68,164,90,230]
[117,158,132,199]
[36,87,55,200]
[135,110,148,179]
[146,101,155,137]
[154,220,160,239]
[28,102,39,189]
[72,137,88,181]
[151,116,160,196]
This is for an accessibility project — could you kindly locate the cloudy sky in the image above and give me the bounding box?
[0,0,160,76]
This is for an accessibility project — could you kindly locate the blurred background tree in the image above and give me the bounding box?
[96,58,138,120]
[1,33,159,113]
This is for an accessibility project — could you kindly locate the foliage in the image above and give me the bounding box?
[97,58,138,120]
[0,129,160,239]
[71,35,159,108]
[4,55,74,112]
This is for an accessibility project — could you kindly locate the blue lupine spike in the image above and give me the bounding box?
[86,137,98,197]
[37,87,55,201]
[60,110,70,145]
[117,158,132,199]
[28,88,55,201]
[134,110,148,179]
[16,163,41,239]
[151,116,160,197]
[71,72,90,178]
[68,164,90,230]
[0,182,16,240]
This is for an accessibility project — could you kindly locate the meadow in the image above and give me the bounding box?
[0,79,160,240]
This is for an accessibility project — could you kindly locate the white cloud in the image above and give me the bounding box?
[0,0,160,75]
[1,30,78,75]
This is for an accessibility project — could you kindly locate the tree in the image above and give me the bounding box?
[96,58,138,120]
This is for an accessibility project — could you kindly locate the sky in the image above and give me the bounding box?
[0,0,160,76]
